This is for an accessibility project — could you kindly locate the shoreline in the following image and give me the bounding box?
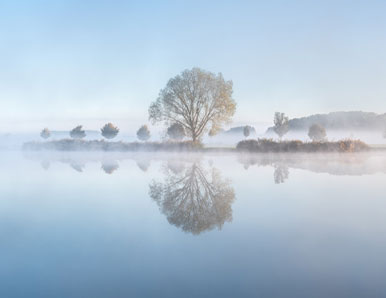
[20,138,384,153]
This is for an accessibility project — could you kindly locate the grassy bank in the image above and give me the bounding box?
[23,139,202,152]
[236,139,369,153]
[23,138,372,153]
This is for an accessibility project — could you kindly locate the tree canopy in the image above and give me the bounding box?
[70,125,86,139]
[40,128,51,139]
[137,125,150,141]
[167,123,185,140]
[149,68,236,142]
[308,124,327,142]
[101,123,119,139]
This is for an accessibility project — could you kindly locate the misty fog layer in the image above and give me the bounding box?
[1,151,386,297]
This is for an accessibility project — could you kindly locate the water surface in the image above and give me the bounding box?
[1,151,386,298]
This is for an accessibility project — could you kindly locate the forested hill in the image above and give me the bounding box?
[267,111,386,132]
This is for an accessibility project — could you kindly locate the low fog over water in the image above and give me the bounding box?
[1,150,386,297]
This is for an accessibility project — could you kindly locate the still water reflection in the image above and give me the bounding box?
[149,161,235,235]
[1,151,386,297]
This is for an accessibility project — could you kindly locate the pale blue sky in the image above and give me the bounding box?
[1,0,386,132]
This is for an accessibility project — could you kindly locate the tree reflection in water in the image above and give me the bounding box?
[273,164,289,184]
[149,162,235,235]
[136,159,151,172]
[70,162,85,172]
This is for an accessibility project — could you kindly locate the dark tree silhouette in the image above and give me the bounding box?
[137,125,150,141]
[167,123,185,141]
[149,68,236,142]
[149,162,235,235]
[101,123,119,139]
[40,128,51,139]
[70,125,86,139]
[308,124,327,142]
[166,160,185,174]
[273,112,289,139]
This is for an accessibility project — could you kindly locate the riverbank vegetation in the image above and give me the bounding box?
[236,139,369,153]
[23,139,202,152]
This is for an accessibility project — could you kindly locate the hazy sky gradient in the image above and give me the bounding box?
[1,0,386,132]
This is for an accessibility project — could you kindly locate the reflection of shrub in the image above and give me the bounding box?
[23,139,203,152]
[236,138,369,153]
[101,160,119,174]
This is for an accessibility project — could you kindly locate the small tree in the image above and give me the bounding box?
[40,128,51,139]
[308,124,327,142]
[70,125,86,139]
[137,125,150,141]
[273,112,289,139]
[101,123,119,139]
[167,123,185,141]
[243,126,250,138]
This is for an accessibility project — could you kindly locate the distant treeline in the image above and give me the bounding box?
[267,111,386,132]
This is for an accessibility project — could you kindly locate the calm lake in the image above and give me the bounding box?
[1,151,386,298]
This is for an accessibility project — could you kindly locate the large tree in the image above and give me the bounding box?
[149,68,236,142]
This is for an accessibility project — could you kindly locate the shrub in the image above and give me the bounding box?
[167,123,185,140]
[137,125,150,141]
[236,138,369,153]
[70,125,86,139]
[40,128,51,139]
[101,123,119,139]
[308,124,327,142]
